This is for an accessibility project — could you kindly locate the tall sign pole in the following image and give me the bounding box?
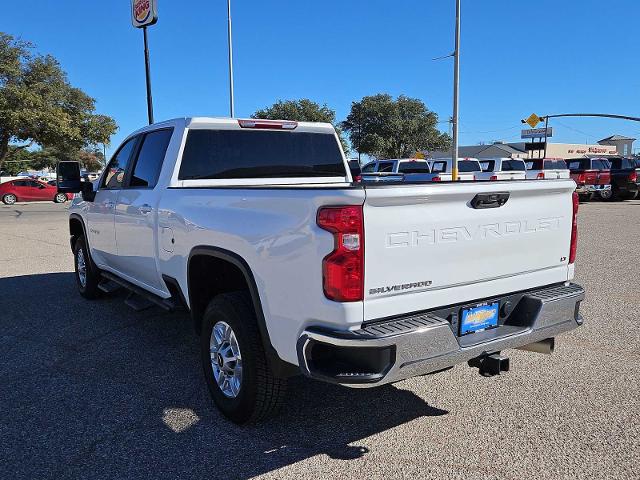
[227,0,235,118]
[451,0,461,181]
[132,0,158,125]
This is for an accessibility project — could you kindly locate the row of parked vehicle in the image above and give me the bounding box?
[349,156,640,201]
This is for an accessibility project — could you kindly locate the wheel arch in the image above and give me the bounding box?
[187,246,297,378]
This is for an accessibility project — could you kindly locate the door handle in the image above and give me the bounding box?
[138,204,153,214]
[104,201,115,209]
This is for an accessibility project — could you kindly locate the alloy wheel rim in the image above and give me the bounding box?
[209,321,243,398]
[77,248,87,288]
[6,195,16,204]
[56,194,66,202]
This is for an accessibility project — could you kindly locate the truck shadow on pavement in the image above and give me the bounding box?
[1,272,448,480]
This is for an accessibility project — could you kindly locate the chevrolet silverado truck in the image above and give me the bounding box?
[478,158,527,181]
[57,117,585,424]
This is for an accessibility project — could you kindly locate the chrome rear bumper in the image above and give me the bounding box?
[297,283,585,387]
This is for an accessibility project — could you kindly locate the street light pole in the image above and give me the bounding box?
[451,0,461,181]
[227,0,235,118]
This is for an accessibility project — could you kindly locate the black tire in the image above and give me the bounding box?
[73,236,101,299]
[578,193,593,202]
[201,292,286,424]
[54,193,68,203]
[2,194,17,205]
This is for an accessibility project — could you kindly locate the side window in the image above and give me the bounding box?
[28,181,42,188]
[361,163,376,173]
[129,129,173,188]
[102,137,138,189]
[13,180,28,187]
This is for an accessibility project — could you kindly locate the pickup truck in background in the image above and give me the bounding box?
[566,157,612,201]
[606,157,640,201]
[360,158,442,183]
[429,158,481,181]
[57,117,585,424]
[525,158,571,180]
[478,158,527,181]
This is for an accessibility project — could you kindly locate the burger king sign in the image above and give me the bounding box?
[131,0,158,28]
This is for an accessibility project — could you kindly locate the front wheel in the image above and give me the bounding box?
[201,292,287,424]
[54,193,68,203]
[2,194,17,205]
[578,193,593,202]
[73,237,101,299]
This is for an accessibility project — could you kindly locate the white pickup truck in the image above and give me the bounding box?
[57,117,585,424]
[478,158,527,181]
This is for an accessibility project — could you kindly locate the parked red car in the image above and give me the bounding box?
[0,179,72,205]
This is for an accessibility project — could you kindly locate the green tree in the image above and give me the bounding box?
[0,32,117,170]
[342,94,451,159]
[252,98,349,154]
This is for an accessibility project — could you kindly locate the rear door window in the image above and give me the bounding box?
[128,129,173,188]
[178,130,346,179]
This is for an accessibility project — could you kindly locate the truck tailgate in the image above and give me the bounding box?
[362,180,575,321]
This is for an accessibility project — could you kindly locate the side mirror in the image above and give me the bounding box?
[56,161,82,193]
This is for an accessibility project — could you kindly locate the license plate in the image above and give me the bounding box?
[460,302,499,335]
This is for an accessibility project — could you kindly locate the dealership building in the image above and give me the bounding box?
[429,134,635,160]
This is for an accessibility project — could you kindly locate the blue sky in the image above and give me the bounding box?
[2,0,639,156]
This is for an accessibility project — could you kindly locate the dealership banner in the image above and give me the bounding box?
[131,0,158,28]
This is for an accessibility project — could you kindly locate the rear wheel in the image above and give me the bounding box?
[54,193,68,203]
[599,188,613,201]
[73,237,101,299]
[201,292,286,424]
[2,194,17,205]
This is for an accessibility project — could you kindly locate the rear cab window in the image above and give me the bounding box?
[502,160,525,171]
[397,162,430,174]
[178,130,346,180]
[458,161,481,173]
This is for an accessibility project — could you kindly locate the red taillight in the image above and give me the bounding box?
[490,175,498,181]
[431,176,441,182]
[354,175,362,183]
[536,172,545,180]
[317,206,364,302]
[629,171,637,183]
[569,192,579,264]
[238,119,298,130]
[576,173,586,185]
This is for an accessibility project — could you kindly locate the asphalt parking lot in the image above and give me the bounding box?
[1,200,638,480]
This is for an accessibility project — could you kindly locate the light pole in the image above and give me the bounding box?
[227,0,235,118]
[451,0,461,181]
